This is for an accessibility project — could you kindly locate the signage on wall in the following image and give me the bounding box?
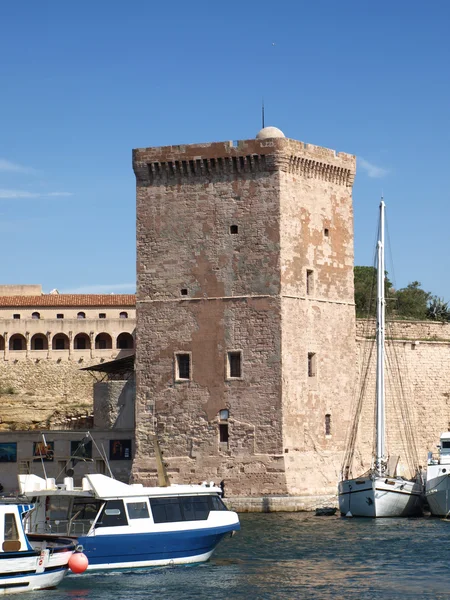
[0,443,17,463]
[70,440,93,461]
[110,439,132,460]
[33,441,54,461]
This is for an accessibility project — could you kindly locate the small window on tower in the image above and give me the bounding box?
[13,314,20,320]
[181,289,188,296]
[325,414,331,436]
[227,351,242,379]
[99,313,106,319]
[230,225,238,234]
[219,424,229,444]
[218,409,229,447]
[324,228,329,237]
[57,314,64,319]
[175,353,191,381]
[308,353,317,378]
[306,270,314,295]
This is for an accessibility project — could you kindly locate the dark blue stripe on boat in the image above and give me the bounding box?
[79,523,239,565]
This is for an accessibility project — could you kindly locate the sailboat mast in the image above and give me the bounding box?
[375,199,386,475]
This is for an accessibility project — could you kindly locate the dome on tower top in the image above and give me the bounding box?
[256,126,285,140]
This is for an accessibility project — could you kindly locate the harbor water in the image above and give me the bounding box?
[30,513,450,599]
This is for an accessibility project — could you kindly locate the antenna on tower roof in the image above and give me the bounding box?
[262,98,265,129]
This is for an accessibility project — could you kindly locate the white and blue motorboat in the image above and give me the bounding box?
[0,503,80,594]
[18,473,240,571]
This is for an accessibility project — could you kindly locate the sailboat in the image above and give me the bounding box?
[338,200,424,517]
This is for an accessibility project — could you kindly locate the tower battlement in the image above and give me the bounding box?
[133,137,356,187]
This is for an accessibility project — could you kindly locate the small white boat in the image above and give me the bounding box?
[19,472,240,571]
[0,503,82,594]
[338,200,424,517]
[426,432,450,516]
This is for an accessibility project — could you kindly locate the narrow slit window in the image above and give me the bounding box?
[218,409,229,446]
[325,414,331,436]
[308,352,316,378]
[227,351,242,378]
[230,225,238,234]
[324,228,329,237]
[306,270,314,295]
[219,423,229,444]
[176,353,191,380]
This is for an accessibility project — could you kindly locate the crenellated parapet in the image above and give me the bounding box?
[133,136,356,187]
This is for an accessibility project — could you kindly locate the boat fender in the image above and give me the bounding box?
[68,552,89,574]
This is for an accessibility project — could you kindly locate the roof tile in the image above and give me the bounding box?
[0,295,136,308]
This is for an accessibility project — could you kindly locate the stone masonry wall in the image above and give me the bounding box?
[279,160,356,496]
[351,319,450,481]
[0,358,99,430]
[133,153,287,495]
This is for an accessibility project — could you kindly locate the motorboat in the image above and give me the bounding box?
[0,502,85,594]
[18,472,240,570]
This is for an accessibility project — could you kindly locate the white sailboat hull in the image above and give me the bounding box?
[338,476,423,517]
[426,465,450,516]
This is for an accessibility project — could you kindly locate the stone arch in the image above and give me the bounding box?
[9,334,26,351]
[31,333,48,351]
[74,333,91,350]
[0,335,4,351]
[116,332,134,350]
[52,333,70,350]
[95,333,112,350]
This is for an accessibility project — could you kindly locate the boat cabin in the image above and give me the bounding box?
[439,433,450,463]
[0,505,32,553]
[20,474,230,537]
[428,432,450,466]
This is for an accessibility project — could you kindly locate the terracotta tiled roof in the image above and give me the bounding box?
[0,295,136,308]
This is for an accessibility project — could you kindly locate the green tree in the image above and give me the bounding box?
[393,281,430,320]
[354,266,393,318]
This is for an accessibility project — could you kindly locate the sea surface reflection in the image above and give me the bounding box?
[33,513,450,599]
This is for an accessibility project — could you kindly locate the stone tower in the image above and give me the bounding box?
[132,127,357,498]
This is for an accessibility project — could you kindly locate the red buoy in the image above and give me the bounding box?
[68,552,89,574]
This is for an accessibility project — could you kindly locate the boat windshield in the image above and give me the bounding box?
[70,499,103,535]
[43,496,102,536]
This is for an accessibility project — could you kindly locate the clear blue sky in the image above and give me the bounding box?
[1,1,449,300]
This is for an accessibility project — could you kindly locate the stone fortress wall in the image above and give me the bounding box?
[353,319,450,483]
[132,129,359,496]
